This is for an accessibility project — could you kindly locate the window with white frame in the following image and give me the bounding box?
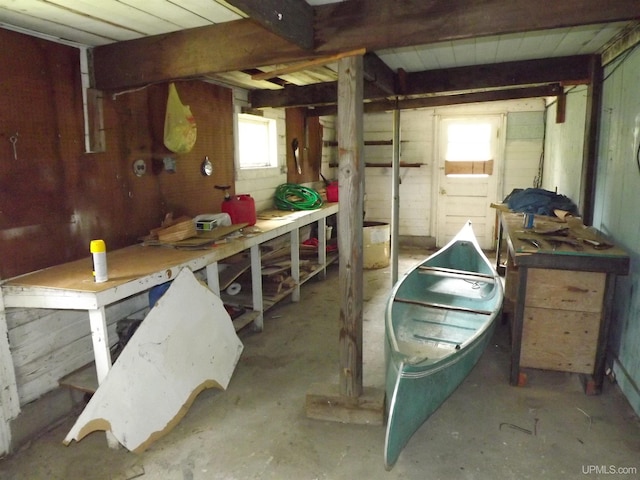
[237,113,278,170]
[444,120,495,176]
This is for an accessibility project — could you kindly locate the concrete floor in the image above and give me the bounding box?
[1,247,639,480]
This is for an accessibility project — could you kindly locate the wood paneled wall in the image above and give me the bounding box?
[285,107,322,184]
[0,29,234,279]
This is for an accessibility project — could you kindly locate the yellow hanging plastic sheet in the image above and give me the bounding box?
[163,83,197,154]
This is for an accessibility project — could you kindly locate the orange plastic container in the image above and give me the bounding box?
[222,194,256,225]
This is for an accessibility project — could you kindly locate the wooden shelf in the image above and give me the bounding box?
[324,140,395,147]
[221,252,338,310]
[328,162,423,168]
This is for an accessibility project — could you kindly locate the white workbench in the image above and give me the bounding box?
[1,204,338,396]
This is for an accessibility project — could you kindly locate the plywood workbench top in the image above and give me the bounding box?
[2,244,213,292]
[2,203,339,294]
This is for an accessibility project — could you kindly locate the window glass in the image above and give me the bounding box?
[444,122,494,176]
[446,123,492,161]
[237,113,277,169]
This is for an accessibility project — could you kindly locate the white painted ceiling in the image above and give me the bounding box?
[0,0,631,90]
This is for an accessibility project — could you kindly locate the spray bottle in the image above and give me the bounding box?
[90,239,108,283]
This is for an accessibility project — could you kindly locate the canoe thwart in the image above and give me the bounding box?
[393,296,494,316]
[417,265,495,283]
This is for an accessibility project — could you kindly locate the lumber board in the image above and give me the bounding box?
[305,383,384,425]
[218,257,252,292]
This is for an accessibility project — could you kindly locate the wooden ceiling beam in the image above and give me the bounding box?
[403,55,592,95]
[223,0,314,51]
[363,52,396,96]
[92,20,314,90]
[91,0,640,91]
[314,0,640,53]
[250,56,590,109]
[600,21,640,65]
[251,82,336,109]
[307,84,563,117]
[251,48,365,81]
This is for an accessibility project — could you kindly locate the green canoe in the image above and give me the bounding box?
[384,221,503,469]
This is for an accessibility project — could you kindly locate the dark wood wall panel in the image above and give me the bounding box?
[0,29,235,279]
[148,82,235,217]
[0,31,77,229]
[0,30,82,278]
[285,107,322,184]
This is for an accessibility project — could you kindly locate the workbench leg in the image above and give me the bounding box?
[495,220,505,275]
[579,375,601,395]
[88,307,119,449]
[206,261,220,296]
[581,273,617,395]
[317,217,328,279]
[510,266,528,386]
[250,245,264,331]
[290,230,301,302]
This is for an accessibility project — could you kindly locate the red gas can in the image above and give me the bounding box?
[222,194,256,225]
[326,182,339,202]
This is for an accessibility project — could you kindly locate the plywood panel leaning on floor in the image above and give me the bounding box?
[63,268,243,452]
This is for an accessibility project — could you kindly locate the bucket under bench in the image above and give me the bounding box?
[496,211,629,394]
[0,203,338,447]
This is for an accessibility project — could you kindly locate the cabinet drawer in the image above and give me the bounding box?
[525,268,605,312]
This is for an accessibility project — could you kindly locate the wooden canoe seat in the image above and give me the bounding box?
[417,265,495,284]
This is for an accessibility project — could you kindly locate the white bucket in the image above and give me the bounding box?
[363,221,390,269]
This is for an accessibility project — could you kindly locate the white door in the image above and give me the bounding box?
[436,115,504,249]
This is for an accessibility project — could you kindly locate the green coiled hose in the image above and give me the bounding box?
[274,183,323,211]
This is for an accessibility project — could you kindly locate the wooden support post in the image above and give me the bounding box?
[391,108,400,286]
[305,54,385,425]
[337,54,365,399]
[580,54,603,226]
[555,89,566,124]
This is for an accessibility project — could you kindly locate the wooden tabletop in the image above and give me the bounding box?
[500,212,629,274]
[3,204,339,294]
[3,244,224,293]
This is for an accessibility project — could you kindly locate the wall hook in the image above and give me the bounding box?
[9,132,18,160]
